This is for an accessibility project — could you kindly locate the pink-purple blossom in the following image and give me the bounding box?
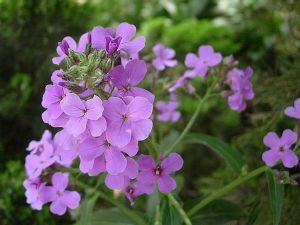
[137,153,183,193]
[77,133,138,175]
[184,45,222,78]
[40,172,80,215]
[27,130,53,154]
[61,93,107,137]
[226,66,254,112]
[103,96,153,147]
[23,178,47,210]
[156,100,181,122]
[262,129,299,168]
[105,157,139,190]
[284,98,300,120]
[42,84,69,127]
[108,59,154,103]
[91,22,145,55]
[152,43,177,71]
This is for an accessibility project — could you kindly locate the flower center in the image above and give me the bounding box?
[154,166,162,176]
[56,191,63,197]
[104,140,111,148]
[105,36,122,54]
[122,114,129,121]
[127,187,134,194]
[279,146,285,152]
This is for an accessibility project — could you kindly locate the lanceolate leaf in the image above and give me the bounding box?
[90,208,134,225]
[184,133,245,174]
[266,170,284,225]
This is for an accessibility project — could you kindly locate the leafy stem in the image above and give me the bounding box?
[187,166,268,217]
[164,83,214,155]
[168,194,192,225]
[73,178,148,225]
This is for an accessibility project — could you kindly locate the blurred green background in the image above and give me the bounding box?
[0,0,300,224]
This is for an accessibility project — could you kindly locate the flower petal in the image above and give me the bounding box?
[262,149,280,167]
[105,147,127,175]
[61,93,85,117]
[105,174,125,189]
[106,120,132,147]
[157,174,176,193]
[61,191,80,209]
[131,119,153,141]
[281,150,299,168]
[161,153,183,174]
[128,97,153,121]
[50,200,67,215]
[52,172,69,191]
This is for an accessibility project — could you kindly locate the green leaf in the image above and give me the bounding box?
[160,196,183,225]
[157,130,179,154]
[185,199,244,225]
[266,170,284,225]
[184,133,245,174]
[90,208,134,225]
[77,194,99,225]
[244,202,261,225]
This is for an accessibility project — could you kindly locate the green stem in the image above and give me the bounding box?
[187,166,268,217]
[168,194,192,225]
[165,86,213,155]
[74,178,147,225]
[154,204,162,225]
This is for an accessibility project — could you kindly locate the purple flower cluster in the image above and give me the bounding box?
[225,66,254,112]
[262,99,300,168]
[25,22,184,215]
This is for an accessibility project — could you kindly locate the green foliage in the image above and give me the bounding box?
[185,199,245,225]
[184,133,245,174]
[266,170,284,225]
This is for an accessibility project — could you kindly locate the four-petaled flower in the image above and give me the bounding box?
[156,100,181,122]
[108,59,154,103]
[262,129,299,168]
[152,43,177,71]
[61,93,107,137]
[184,45,222,78]
[103,96,153,147]
[41,172,80,215]
[137,153,183,193]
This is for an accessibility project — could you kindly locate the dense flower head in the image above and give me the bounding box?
[226,66,254,112]
[152,43,177,71]
[284,98,300,120]
[262,129,299,168]
[24,22,156,215]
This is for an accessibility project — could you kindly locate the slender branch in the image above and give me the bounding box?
[164,85,213,155]
[187,166,268,217]
[168,194,192,225]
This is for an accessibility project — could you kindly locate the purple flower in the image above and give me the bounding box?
[123,180,151,204]
[42,84,69,127]
[184,45,222,78]
[53,129,81,167]
[226,66,254,112]
[51,69,64,85]
[79,155,106,176]
[52,33,90,65]
[156,100,181,122]
[91,22,145,55]
[23,178,46,210]
[52,37,77,65]
[27,130,53,154]
[262,129,299,168]
[168,75,187,93]
[25,148,56,179]
[61,93,107,137]
[137,153,183,193]
[105,157,138,190]
[152,43,177,71]
[41,172,80,215]
[78,133,138,175]
[284,98,300,120]
[103,96,153,147]
[108,59,154,103]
